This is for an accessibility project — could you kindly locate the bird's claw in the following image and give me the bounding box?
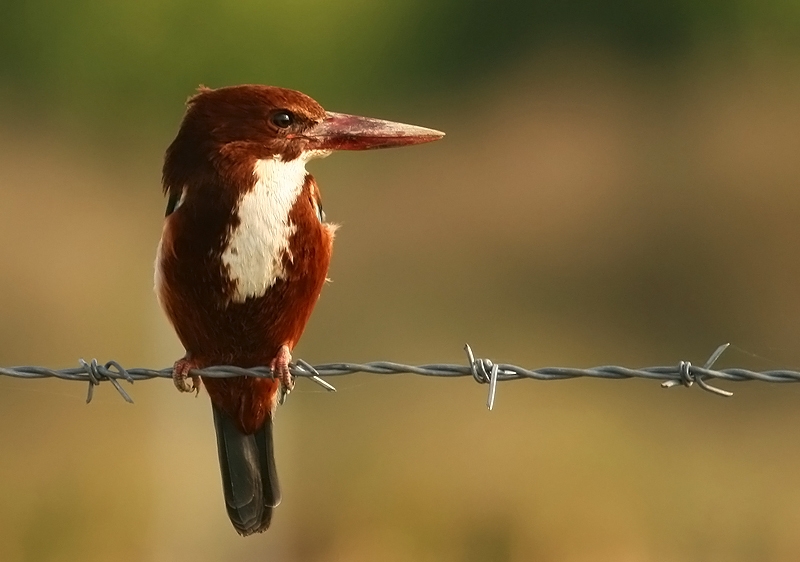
[172,357,202,396]
[271,345,294,404]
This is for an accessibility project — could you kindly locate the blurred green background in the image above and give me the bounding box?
[2,1,800,560]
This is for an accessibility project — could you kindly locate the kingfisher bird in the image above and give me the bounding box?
[155,84,443,535]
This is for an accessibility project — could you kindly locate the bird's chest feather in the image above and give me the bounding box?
[222,157,308,303]
[155,156,334,363]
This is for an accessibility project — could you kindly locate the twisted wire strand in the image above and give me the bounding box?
[1,344,799,408]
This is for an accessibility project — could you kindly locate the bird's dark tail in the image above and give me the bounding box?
[212,406,281,536]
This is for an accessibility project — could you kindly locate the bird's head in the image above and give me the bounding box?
[164,85,443,183]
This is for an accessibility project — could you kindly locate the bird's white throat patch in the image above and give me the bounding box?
[222,155,312,303]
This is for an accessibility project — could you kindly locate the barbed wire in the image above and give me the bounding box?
[2,344,799,409]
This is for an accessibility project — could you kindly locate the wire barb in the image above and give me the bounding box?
[3,343,799,407]
[660,343,734,396]
[79,358,135,404]
[294,358,337,392]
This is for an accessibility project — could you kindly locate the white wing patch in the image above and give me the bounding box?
[222,156,309,303]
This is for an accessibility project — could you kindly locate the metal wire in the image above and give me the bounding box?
[2,343,799,408]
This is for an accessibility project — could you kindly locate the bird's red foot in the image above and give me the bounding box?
[271,345,294,396]
[172,356,202,395]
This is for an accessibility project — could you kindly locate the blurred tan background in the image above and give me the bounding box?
[2,1,800,561]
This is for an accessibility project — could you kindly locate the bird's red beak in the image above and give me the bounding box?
[304,112,444,151]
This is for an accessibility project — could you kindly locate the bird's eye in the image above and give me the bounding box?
[271,111,294,129]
